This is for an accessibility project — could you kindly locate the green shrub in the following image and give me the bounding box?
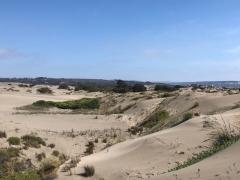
[36,152,46,162]
[183,112,193,121]
[84,165,95,177]
[0,171,38,180]
[192,101,199,108]
[21,135,46,148]
[0,131,7,138]
[144,110,170,129]
[38,157,59,180]
[7,137,20,145]
[132,84,146,92]
[48,143,55,149]
[52,150,59,157]
[154,84,178,92]
[58,84,69,89]
[37,87,53,94]
[102,138,107,143]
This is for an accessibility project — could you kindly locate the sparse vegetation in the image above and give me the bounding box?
[192,101,199,108]
[85,141,94,155]
[52,150,59,157]
[7,137,21,145]
[48,143,55,149]
[168,119,240,173]
[58,84,69,89]
[154,84,179,92]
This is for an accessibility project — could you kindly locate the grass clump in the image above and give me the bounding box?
[192,101,199,108]
[0,131,7,138]
[143,110,170,129]
[84,165,95,177]
[21,135,46,149]
[36,152,46,162]
[38,157,59,180]
[7,137,20,145]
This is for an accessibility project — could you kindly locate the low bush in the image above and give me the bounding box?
[192,101,199,108]
[183,112,193,121]
[84,165,95,177]
[85,142,94,155]
[37,87,53,94]
[48,143,55,149]
[52,150,59,157]
[38,157,59,180]
[58,84,69,89]
[0,131,7,138]
[7,137,20,145]
[36,152,46,162]
[21,135,46,148]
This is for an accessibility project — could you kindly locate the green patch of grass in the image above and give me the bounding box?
[17,98,100,111]
[21,135,46,149]
[0,171,38,180]
[143,110,170,129]
[7,137,20,145]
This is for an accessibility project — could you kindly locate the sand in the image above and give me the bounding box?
[1,82,240,180]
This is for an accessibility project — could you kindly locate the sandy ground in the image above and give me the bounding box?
[1,83,240,180]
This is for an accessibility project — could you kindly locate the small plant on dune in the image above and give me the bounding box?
[192,101,199,108]
[38,157,59,180]
[7,137,21,145]
[48,143,55,149]
[85,142,94,155]
[21,135,46,149]
[52,150,60,157]
[0,131,7,138]
[84,165,95,177]
[36,152,46,162]
[182,112,193,121]
[102,138,107,143]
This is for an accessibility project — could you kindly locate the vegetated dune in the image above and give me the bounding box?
[1,82,240,180]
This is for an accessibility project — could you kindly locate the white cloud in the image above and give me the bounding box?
[0,48,23,60]
[225,45,240,54]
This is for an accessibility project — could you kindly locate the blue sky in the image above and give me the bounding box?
[0,0,240,82]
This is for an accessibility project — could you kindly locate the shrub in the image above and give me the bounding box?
[143,110,170,129]
[58,84,69,89]
[183,112,193,121]
[7,137,20,145]
[102,138,107,143]
[84,165,95,177]
[0,171,38,180]
[52,150,59,157]
[38,157,59,180]
[36,152,46,162]
[85,142,94,155]
[21,135,46,148]
[94,138,98,143]
[0,131,7,138]
[192,101,199,108]
[37,87,53,94]
[154,84,178,92]
[48,143,55,149]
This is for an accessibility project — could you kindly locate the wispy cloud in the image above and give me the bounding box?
[225,45,240,54]
[0,47,24,60]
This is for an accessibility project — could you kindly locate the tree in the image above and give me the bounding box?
[113,80,129,93]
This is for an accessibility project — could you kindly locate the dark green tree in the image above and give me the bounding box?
[132,84,147,92]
